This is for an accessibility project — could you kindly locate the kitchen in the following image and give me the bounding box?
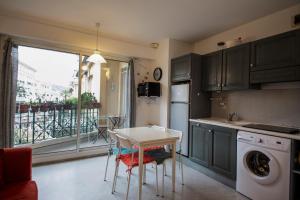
[169,26,300,200]
[1,1,300,200]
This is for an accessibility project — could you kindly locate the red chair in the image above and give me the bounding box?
[0,147,38,200]
[112,134,158,200]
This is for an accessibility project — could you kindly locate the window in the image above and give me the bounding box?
[14,45,129,156]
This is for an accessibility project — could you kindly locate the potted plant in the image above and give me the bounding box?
[46,102,55,111]
[64,97,78,110]
[19,103,30,113]
[30,101,40,113]
[54,103,63,111]
[40,103,50,112]
[92,101,101,109]
[81,92,97,109]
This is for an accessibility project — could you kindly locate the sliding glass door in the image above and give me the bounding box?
[14,45,130,155]
[15,46,80,154]
[78,57,129,149]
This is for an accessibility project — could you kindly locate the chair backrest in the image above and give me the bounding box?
[115,134,132,149]
[151,125,166,131]
[107,116,127,130]
[107,129,119,149]
[107,129,118,141]
[167,128,183,151]
[115,134,135,166]
[98,115,108,126]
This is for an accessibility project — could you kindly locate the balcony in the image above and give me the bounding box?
[14,103,109,153]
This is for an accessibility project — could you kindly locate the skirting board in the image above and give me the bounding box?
[179,155,236,189]
[33,147,107,165]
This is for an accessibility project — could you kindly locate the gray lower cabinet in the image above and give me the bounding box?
[189,122,237,180]
[209,126,237,179]
[189,123,210,167]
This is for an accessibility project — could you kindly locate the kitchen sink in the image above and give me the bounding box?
[208,118,250,126]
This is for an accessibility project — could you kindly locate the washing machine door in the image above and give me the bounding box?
[242,147,280,185]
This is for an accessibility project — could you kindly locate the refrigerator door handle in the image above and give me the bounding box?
[171,101,189,104]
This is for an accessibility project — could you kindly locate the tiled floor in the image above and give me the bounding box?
[33,156,248,200]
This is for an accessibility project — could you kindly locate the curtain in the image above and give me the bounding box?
[0,37,18,148]
[126,59,136,127]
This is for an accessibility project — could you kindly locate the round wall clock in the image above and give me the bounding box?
[153,67,162,81]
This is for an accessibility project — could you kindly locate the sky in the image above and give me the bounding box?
[18,46,79,87]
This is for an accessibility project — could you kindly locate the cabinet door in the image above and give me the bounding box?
[209,126,237,180]
[202,51,222,91]
[171,55,191,82]
[222,43,250,90]
[189,123,209,167]
[250,66,300,84]
[251,30,300,71]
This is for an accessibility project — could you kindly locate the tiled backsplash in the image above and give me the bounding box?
[211,87,300,128]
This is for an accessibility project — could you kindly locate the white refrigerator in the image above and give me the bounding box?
[170,84,189,156]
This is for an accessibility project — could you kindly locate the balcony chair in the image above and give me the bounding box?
[0,147,38,200]
[147,129,184,197]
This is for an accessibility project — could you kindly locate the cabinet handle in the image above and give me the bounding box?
[197,123,200,127]
[208,129,212,133]
[217,83,221,87]
[222,83,225,87]
[250,63,253,67]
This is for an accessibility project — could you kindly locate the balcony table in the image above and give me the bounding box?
[114,126,179,200]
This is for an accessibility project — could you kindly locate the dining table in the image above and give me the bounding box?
[114,126,179,200]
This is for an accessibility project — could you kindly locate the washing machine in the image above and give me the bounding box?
[236,131,291,200]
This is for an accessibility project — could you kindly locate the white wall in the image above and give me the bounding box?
[194,3,300,54]
[134,58,160,126]
[0,14,156,59]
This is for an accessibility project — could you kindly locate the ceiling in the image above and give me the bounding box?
[0,0,298,45]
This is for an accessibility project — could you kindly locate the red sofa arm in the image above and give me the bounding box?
[3,147,32,184]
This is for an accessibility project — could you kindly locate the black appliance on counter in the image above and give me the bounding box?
[242,124,299,134]
[137,82,160,97]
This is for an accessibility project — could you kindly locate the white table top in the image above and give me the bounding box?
[115,127,179,146]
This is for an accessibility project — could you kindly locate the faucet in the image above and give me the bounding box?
[228,112,238,121]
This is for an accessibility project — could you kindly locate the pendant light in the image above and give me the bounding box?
[87,23,106,64]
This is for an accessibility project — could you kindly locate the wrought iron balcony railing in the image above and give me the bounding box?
[14,104,101,145]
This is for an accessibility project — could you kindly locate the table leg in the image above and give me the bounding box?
[172,142,176,192]
[138,146,144,200]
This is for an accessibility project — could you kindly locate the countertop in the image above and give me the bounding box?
[189,118,300,140]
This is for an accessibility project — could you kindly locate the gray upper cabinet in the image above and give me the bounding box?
[202,51,223,91]
[202,43,250,91]
[202,29,300,87]
[171,55,191,82]
[222,43,250,90]
[251,30,300,71]
[250,29,300,84]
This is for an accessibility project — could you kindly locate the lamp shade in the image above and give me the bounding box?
[87,51,106,64]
